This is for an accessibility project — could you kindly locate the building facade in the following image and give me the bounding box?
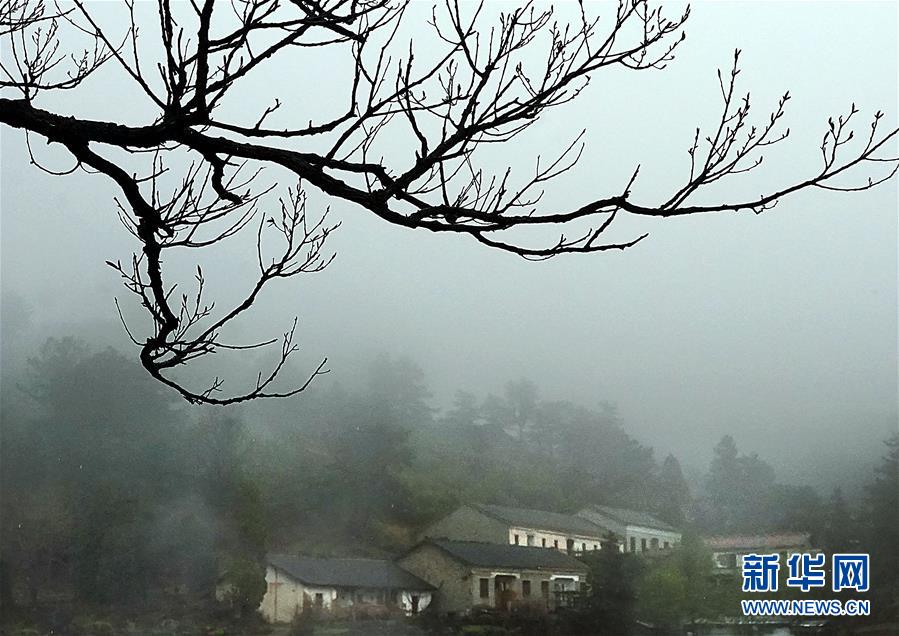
[260,554,434,623]
[577,505,681,553]
[398,539,589,615]
[422,503,610,554]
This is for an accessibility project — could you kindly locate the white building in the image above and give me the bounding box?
[260,554,434,623]
[577,505,681,553]
[422,503,612,554]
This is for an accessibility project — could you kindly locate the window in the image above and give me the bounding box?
[541,538,546,547]
[629,537,636,552]
[527,534,535,546]
[593,544,598,550]
[641,538,647,552]
[663,541,670,549]
[553,539,559,549]
[566,538,575,553]
[582,542,587,552]
[522,580,531,597]
[514,534,520,545]
[541,580,549,598]
[650,538,659,550]
[314,593,324,607]
[479,578,490,599]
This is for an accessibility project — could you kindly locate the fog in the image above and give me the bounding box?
[2,2,899,633]
[3,1,895,490]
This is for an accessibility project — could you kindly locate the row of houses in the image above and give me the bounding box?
[256,501,681,622]
[254,501,819,623]
[423,503,682,556]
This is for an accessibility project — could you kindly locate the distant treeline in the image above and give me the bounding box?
[1,337,896,626]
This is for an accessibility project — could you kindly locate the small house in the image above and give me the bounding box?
[260,554,434,622]
[397,539,589,615]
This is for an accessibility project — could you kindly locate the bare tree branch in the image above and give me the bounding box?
[0,0,896,403]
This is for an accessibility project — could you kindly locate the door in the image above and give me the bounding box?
[494,575,517,610]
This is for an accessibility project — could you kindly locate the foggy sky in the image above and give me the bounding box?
[1,1,896,489]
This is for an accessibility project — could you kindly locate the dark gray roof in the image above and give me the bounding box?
[267,554,434,590]
[428,539,588,572]
[473,503,606,537]
[584,505,677,532]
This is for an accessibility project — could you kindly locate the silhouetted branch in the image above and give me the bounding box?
[1,0,896,402]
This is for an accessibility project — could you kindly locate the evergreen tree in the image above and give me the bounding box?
[655,454,691,527]
[863,434,899,620]
[504,378,538,442]
[579,537,638,635]
[703,435,741,532]
[701,435,777,533]
[443,390,481,429]
[822,487,854,553]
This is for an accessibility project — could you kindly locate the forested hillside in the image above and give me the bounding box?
[3,337,896,625]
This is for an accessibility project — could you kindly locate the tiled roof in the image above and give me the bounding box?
[428,539,588,572]
[267,554,434,590]
[473,503,607,537]
[703,533,812,551]
[583,505,678,532]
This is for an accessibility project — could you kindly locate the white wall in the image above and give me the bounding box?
[259,566,338,623]
[398,590,433,615]
[623,526,682,553]
[507,526,604,553]
[258,565,433,622]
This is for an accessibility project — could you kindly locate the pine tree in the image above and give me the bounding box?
[656,454,691,527]
[863,435,899,619]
